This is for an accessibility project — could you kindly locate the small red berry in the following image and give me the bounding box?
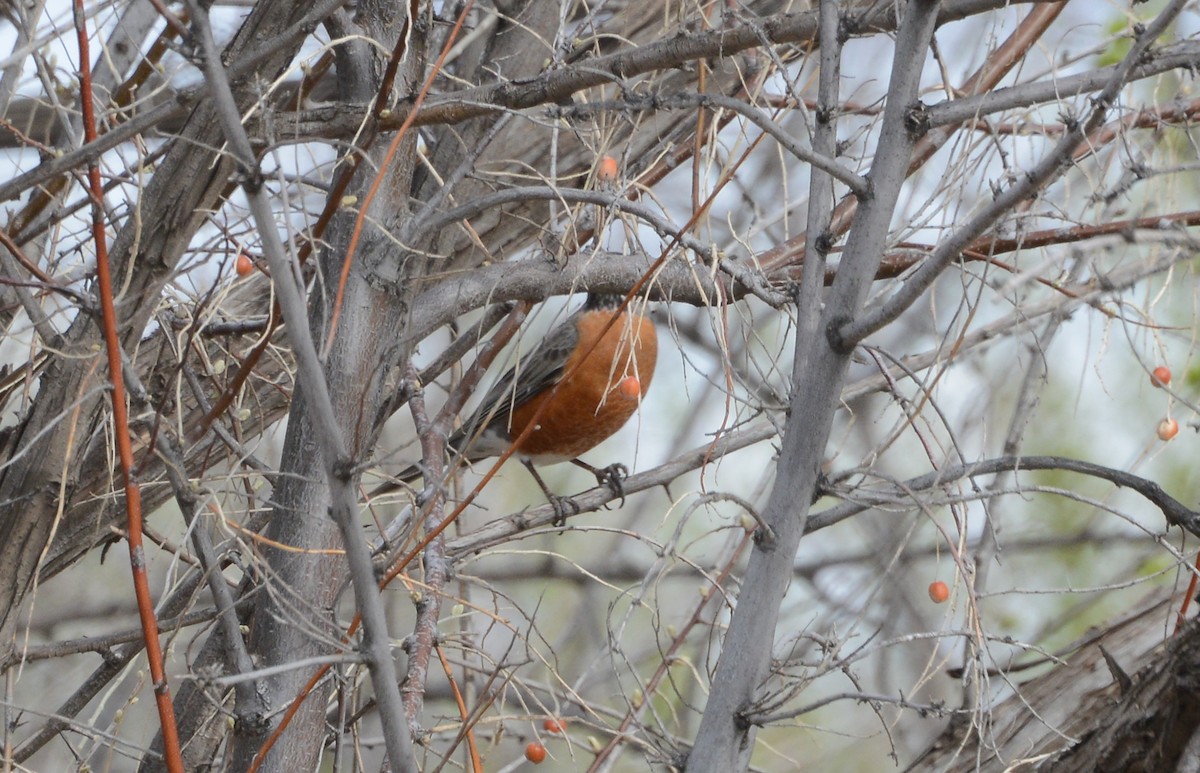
[235,253,254,277]
[542,718,566,734]
[928,581,949,603]
[617,375,641,399]
[1152,366,1172,388]
[596,155,619,184]
[525,741,547,763]
[1157,417,1179,441]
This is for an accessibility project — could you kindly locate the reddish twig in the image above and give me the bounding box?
[111,14,186,110]
[974,209,1200,255]
[140,0,188,39]
[71,2,183,771]
[436,643,483,773]
[322,0,475,354]
[1175,549,1200,635]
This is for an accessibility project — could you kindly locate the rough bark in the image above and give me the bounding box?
[907,591,1200,773]
[0,0,322,661]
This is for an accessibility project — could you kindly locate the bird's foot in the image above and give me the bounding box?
[571,459,629,505]
[593,463,628,505]
[547,493,581,527]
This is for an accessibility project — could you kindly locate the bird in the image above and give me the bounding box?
[375,293,657,520]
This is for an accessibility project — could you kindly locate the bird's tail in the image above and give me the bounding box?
[367,428,473,498]
[365,463,424,499]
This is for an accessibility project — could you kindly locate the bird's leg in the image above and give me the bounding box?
[522,460,579,526]
[571,459,628,505]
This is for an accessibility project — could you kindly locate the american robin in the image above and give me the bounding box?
[377,293,657,517]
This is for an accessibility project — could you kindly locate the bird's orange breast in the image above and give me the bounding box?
[507,308,657,463]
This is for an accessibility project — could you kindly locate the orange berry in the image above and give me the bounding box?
[525,741,547,764]
[596,155,619,184]
[928,580,949,603]
[617,375,640,399]
[1157,417,1179,441]
[543,717,566,734]
[235,253,254,277]
[1152,366,1172,387]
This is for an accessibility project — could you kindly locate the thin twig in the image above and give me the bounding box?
[71,0,184,768]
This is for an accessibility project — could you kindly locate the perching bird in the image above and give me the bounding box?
[375,293,657,519]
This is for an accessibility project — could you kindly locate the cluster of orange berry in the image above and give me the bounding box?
[523,718,567,764]
[1151,366,1179,441]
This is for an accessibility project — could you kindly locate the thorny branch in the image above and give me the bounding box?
[6,0,1200,771]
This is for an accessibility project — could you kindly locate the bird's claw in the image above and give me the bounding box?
[548,494,581,527]
[594,463,628,505]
